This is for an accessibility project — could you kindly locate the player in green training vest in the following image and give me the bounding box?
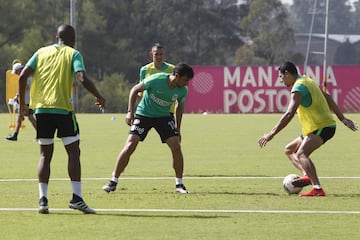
[18,24,105,214]
[139,43,175,82]
[258,61,357,197]
[103,63,194,194]
[139,43,176,113]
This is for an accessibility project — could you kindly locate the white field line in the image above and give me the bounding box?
[1,177,359,215]
[1,176,360,182]
[0,208,360,215]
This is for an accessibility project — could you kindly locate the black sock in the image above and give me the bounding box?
[72,193,82,202]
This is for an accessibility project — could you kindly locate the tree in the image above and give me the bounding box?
[79,73,132,113]
[352,0,360,35]
[85,0,244,79]
[234,0,295,65]
[0,0,72,111]
[289,0,353,34]
[6,0,356,112]
[159,0,244,65]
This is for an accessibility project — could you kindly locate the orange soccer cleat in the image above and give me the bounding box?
[299,188,326,197]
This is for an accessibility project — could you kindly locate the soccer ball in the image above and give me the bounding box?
[283,174,303,194]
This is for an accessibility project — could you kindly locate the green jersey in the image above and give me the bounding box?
[136,73,188,117]
[139,62,176,113]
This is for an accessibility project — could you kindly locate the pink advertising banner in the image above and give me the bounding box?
[186,65,360,113]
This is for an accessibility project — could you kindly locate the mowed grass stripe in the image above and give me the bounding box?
[1,176,360,182]
[1,208,360,215]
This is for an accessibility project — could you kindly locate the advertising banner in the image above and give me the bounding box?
[186,65,360,113]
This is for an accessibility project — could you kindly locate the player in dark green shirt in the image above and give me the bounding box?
[103,63,194,194]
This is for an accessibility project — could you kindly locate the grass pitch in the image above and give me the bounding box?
[1,113,360,239]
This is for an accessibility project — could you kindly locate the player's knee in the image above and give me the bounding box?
[123,141,138,154]
[168,140,181,152]
[295,152,308,163]
[284,145,293,156]
[172,143,181,151]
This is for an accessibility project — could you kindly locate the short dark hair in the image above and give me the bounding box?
[173,63,194,79]
[152,42,164,51]
[278,61,298,75]
[57,24,75,46]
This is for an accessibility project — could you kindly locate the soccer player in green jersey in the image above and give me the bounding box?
[103,63,194,194]
[18,24,105,213]
[258,61,357,197]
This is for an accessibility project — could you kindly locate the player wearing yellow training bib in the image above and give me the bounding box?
[258,61,357,197]
[291,76,336,136]
[18,24,105,214]
[139,43,176,113]
[27,44,80,112]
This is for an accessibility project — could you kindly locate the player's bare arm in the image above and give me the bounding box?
[75,71,106,111]
[258,92,301,148]
[322,91,358,131]
[18,66,34,120]
[174,101,184,131]
[126,83,144,126]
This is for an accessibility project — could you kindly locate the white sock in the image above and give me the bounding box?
[111,177,119,183]
[39,182,48,199]
[71,181,82,198]
[176,178,183,185]
[313,185,322,189]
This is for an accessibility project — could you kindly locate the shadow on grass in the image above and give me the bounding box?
[51,212,230,219]
[329,193,360,198]
[102,190,281,197]
[98,213,229,218]
[186,174,273,178]
[195,191,281,196]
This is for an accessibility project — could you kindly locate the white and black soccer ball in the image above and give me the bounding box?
[283,174,303,194]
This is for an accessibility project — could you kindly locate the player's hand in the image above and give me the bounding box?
[258,133,273,148]
[342,118,358,131]
[95,96,106,113]
[125,111,134,126]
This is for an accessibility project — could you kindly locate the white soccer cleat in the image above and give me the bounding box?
[102,181,117,193]
[38,196,49,214]
[175,184,190,194]
[68,194,96,214]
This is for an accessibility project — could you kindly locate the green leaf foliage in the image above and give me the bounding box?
[1,0,359,112]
